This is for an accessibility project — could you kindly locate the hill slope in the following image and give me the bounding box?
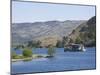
[12,20,85,45]
[68,16,96,46]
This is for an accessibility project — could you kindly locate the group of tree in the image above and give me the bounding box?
[27,40,41,48]
[12,45,56,59]
[12,47,33,59]
[14,40,42,50]
[14,44,25,50]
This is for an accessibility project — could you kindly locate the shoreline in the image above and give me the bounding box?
[12,54,48,62]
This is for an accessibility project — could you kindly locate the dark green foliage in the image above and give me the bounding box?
[79,33,84,40]
[15,44,24,49]
[12,51,17,58]
[36,40,41,47]
[87,16,96,26]
[23,48,33,57]
[80,26,88,32]
[72,29,75,34]
[75,16,96,46]
[79,33,88,42]
[47,45,55,57]
[62,36,68,45]
[56,40,63,48]
[69,38,74,43]
[87,16,96,43]
[27,40,41,48]
[87,32,95,39]
[75,37,82,44]
[27,41,33,48]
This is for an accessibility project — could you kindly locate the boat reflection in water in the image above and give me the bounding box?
[64,44,86,52]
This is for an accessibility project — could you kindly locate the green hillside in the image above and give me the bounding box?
[68,16,96,47]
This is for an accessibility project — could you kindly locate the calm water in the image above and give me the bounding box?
[11,47,96,74]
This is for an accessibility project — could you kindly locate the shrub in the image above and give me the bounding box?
[12,51,17,59]
[23,48,32,57]
[56,40,63,48]
[47,45,55,57]
[75,37,82,44]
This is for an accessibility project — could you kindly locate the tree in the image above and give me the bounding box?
[62,36,68,46]
[35,40,41,48]
[75,37,82,44]
[47,45,55,57]
[27,40,41,48]
[27,41,33,48]
[88,32,95,40]
[72,29,75,34]
[12,51,17,59]
[23,48,32,57]
[56,40,63,48]
[15,44,24,49]
[69,38,74,43]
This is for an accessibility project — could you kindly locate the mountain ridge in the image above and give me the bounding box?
[12,20,86,45]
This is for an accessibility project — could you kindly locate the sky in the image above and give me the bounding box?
[12,1,95,23]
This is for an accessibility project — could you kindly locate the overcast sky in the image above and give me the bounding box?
[12,1,95,23]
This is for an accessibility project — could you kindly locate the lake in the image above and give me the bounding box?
[11,47,96,74]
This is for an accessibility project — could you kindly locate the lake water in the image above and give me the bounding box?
[11,47,96,74]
